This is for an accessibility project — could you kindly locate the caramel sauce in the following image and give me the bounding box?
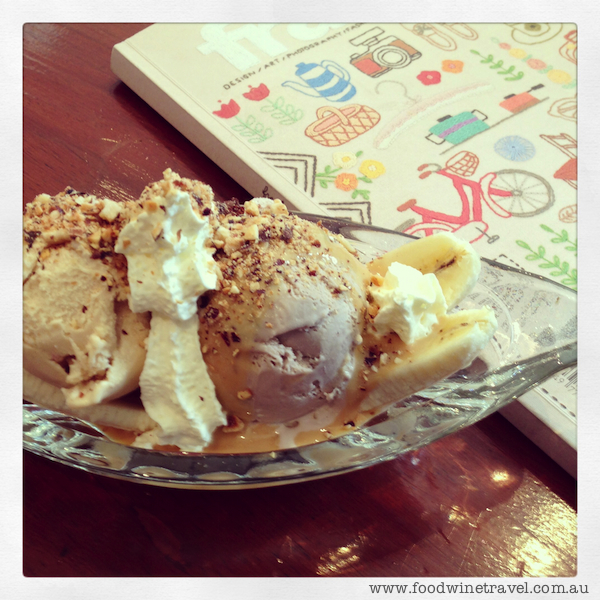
[90,313,481,455]
[98,426,137,446]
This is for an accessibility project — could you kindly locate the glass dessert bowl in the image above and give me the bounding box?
[23,215,577,489]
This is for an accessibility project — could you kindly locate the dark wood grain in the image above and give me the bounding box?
[22,23,577,578]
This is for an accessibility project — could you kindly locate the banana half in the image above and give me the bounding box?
[361,232,497,412]
[368,231,481,309]
[359,309,497,412]
[23,369,157,434]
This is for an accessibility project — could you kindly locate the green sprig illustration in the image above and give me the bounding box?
[260,97,304,125]
[515,240,577,289]
[231,115,273,143]
[539,224,577,254]
[470,50,524,81]
[316,163,342,184]
[351,189,370,200]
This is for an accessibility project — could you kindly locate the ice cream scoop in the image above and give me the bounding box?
[23,188,149,407]
[199,198,371,425]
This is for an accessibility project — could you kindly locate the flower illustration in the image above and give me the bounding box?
[243,83,270,101]
[547,69,572,84]
[499,42,511,50]
[417,70,442,86]
[332,152,358,169]
[334,173,358,192]
[509,47,527,59]
[494,136,536,162]
[527,58,546,70]
[441,60,464,74]
[213,99,241,118]
[359,159,386,179]
[316,150,384,200]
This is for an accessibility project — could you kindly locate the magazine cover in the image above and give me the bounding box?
[112,23,577,474]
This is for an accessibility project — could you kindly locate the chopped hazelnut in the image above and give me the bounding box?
[367,303,379,318]
[99,199,122,222]
[371,273,385,286]
[244,199,260,216]
[42,229,71,246]
[80,202,98,213]
[87,229,102,249]
[244,223,259,241]
[101,228,113,243]
[269,199,288,215]
[143,199,159,213]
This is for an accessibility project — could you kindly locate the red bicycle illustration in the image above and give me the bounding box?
[397,151,555,242]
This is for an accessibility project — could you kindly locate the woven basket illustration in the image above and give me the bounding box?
[445,150,479,177]
[305,105,380,147]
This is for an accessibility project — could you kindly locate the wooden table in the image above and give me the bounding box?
[23,23,577,579]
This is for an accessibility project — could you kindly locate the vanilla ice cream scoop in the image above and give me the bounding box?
[23,188,149,407]
[199,199,371,424]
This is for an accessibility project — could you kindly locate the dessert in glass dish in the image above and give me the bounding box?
[23,170,575,488]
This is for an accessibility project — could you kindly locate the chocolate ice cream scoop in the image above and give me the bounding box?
[199,199,371,424]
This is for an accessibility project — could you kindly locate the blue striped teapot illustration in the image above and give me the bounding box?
[282,60,356,102]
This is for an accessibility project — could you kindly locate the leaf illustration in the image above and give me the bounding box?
[352,189,370,200]
[232,115,273,142]
[540,224,577,254]
[562,268,577,289]
[261,97,303,124]
[505,71,525,81]
[516,238,576,289]
[490,60,504,69]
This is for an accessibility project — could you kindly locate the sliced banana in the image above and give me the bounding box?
[360,308,497,412]
[23,369,156,433]
[368,232,481,308]
[362,232,496,414]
